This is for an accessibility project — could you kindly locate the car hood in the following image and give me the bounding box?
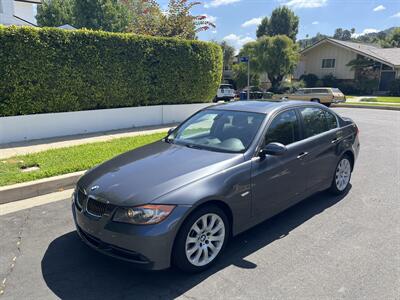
[78,141,243,206]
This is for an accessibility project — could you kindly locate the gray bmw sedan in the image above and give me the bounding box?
[72,101,360,272]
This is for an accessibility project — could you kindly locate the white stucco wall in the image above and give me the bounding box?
[14,1,36,25]
[0,0,37,25]
[0,103,213,144]
[296,42,357,80]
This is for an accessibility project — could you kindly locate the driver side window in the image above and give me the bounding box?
[265,110,300,146]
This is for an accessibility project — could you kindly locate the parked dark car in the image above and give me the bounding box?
[72,101,360,272]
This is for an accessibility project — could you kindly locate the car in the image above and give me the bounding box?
[272,87,347,107]
[214,84,235,102]
[72,100,360,272]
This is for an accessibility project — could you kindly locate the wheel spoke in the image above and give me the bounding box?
[185,213,226,267]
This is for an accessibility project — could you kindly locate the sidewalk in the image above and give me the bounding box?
[0,124,175,160]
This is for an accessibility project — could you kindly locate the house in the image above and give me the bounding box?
[294,38,400,92]
[0,0,41,26]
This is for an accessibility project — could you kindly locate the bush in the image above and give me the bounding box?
[321,74,338,87]
[0,26,222,117]
[299,73,318,88]
[389,79,400,96]
[276,80,305,93]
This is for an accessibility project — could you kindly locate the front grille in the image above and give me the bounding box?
[86,197,114,217]
[75,188,86,211]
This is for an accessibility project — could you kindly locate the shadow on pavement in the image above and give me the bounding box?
[41,188,350,300]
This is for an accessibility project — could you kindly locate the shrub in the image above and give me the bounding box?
[276,80,305,93]
[389,79,400,96]
[299,73,318,88]
[0,26,222,117]
[321,74,338,87]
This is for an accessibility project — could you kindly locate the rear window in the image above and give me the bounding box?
[331,88,343,93]
[310,89,329,94]
[220,84,233,89]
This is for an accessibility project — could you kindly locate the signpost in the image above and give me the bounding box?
[240,56,250,100]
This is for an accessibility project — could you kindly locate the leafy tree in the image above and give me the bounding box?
[299,73,319,87]
[383,28,400,47]
[73,0,130,32]
[256,7,299,41]
[36,0,74,27]
[252,35,299,91]
[333,28,353,41]
[219,41,235,69]
[232,63,260,90]
[256,17,269,38]
[160,0,215,39]
[123,0,215,39]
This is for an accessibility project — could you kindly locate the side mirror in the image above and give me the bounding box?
[168,127,176,135]
[259,142,287,157]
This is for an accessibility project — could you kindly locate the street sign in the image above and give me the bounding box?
[240,56,249,63]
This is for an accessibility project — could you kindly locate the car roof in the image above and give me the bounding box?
[209,100,323,114]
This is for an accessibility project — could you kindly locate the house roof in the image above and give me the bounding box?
[301,38,400,67]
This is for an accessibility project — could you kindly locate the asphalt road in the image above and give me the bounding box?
[1,108,399,300]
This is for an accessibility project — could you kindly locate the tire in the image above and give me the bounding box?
[172,205,230,273]
[324,103,331,107]
[310,98,320,103]
[329,154,352,195]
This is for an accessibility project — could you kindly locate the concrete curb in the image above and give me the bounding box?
[0,171,85,204]
[332,104,400,111]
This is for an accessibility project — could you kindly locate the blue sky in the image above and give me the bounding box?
[182,0,400,51]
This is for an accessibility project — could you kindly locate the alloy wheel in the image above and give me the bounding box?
[185,213,225,267]
[335,158,351,191]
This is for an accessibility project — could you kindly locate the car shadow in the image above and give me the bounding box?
[41,187,350,300]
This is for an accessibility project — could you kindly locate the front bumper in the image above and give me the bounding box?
[71,197,191,270]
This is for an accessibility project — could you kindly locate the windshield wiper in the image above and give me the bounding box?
[164,137,175,144]
[185,143,204,150]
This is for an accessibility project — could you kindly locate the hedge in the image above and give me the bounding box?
[0,26,222,117]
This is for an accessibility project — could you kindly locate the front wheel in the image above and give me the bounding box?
[329,155,352,194]
[172,205,229,272]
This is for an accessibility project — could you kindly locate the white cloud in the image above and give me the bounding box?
[391,12,400,18]
[312,21,319,25]
[203,14,217,24]
[241,17,263,28]
[284,0,327,9]
[352,28,379,38]
[373,5,386,12]
[204,0,240,8]
[223,34,255,53]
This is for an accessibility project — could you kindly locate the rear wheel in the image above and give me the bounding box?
[310,98,320,103]
[172,205,229,272]
[324,103,331,107]
[329,155,352,194]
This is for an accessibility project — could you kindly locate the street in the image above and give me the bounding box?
[0,108,399,299]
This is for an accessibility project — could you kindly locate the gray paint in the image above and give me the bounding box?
[73,101,360,270]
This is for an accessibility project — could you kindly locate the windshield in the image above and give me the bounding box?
[167,109,265,153]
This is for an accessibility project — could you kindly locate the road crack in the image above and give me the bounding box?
[0,209,31,296]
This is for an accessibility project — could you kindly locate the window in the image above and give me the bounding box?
[321,59,335,69]
[311,89,329,94]
[299,107,335,138]
[170,110,265,153]
[265,110,300,146]
[325,110,338,130]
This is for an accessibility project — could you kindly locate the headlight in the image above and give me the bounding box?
[113,205,175,225]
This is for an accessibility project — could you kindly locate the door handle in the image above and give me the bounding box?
[331,137,340,144]
[297,152,309,159]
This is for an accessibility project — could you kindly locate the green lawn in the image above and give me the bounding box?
[372,97,400,103]
[0,132,166,187]
[337,102,400,107]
